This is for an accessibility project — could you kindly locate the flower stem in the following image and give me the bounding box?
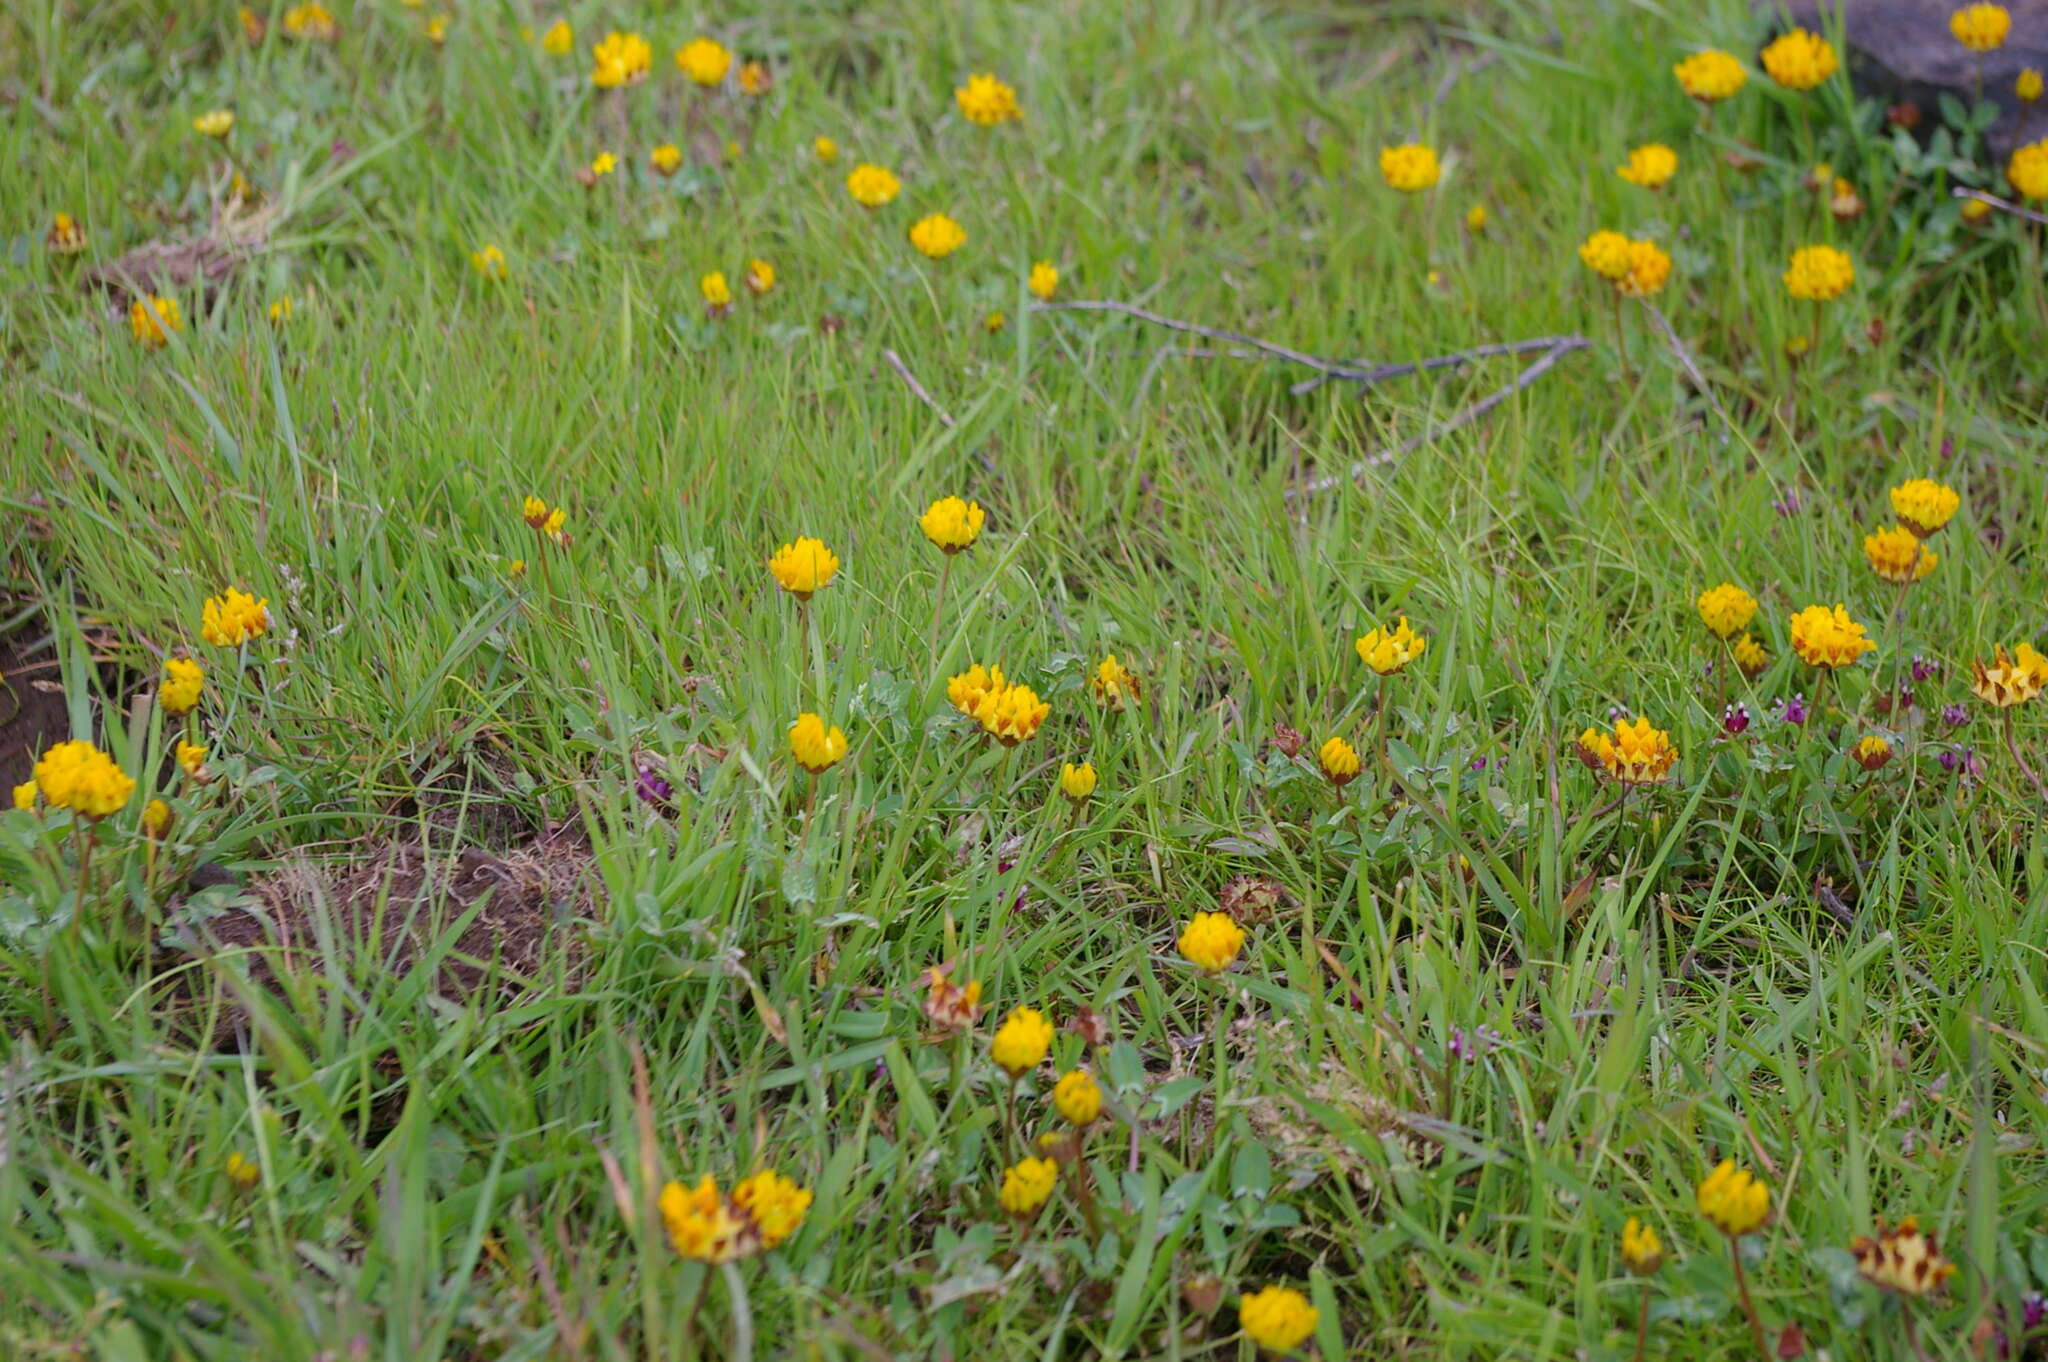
[719,1260,755,1362]
[1632,1282,1650,1362]
[1727,1236,1769,1360]
[70,823,97,944]
[2004,709,2048,804]
[926,553,954,678]
[1004,1074,1021,1162]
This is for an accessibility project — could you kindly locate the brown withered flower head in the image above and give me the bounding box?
[919,967,985,1034]
[1218,874,1291,925]
[1849,1217,1956,1298]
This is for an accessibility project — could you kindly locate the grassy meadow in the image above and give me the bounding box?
[3,0,2048,1357]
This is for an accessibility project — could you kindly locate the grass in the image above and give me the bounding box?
[3,0,2048,1358]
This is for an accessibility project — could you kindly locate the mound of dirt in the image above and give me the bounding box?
[0,630,68,791]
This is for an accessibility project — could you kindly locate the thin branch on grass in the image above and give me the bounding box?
[1289,335,1583,395]
[1292,336,1591,495]
[1642,301,1733,429]
[1952,185,2048,227]
[1030,299,1382,384]
[881,347,954,427]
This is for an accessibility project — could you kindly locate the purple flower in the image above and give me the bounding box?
[1776,693,1810,725]
[2023,1292,2045,1332]
[1942,702,1969,729]
[1938,749,1959,772]
[1449,1024,1504,1061]
[1772,488,1804,517]
[1469,756,1489,771]
[634,762,673,806]
[1722,703,1751,736]
[1910,655,1938,683]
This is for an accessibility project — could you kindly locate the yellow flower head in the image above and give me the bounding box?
[282,2,338,41]
[1178,910,1246,972]
[11,781,36,812]
[1356,617,1428,675]
[193,109,235,139]
[1697,1158,1770,1236]
[32,740,136,818]
[768,537,840,598]
[1951,4,2011,51]
[1053,1070,1102,1126]
[978,682,1049,746]
[47,212,88,256]
[540,19,572,56]
[1028,260,1059,301]
[1616,143,1677,188]
[701,271,732,309]
[1059,761,1097,801]
[1621,1217,1664,1275]
[1889,478,1960,537]
[984,309,1007,333]
[658,1175,753,1262]
[955,73,1022,126]
[131,294,183,347]
[2019,67,2044,101]
[1696,583,1758,639]
[649,143,683,176]
[1318,736,1361,786]
[2011,139,2048,200]
[142,797,174,841]
[1761,28,1839,91]
[589,151,618,177]
[732,1169,812,1248]
[991,1005,1054,1076]
[1733,633,1769,679]
[1851,1216,1958,1297]
[1581,716,1678,786]
[1970,643,2047,707]
[1863,525,1936,584]
[1616,239,1671,297]
[160,656,205,718]
[1578,230,1633,280]
[424,14,449,46]
[1852,734,1893,771]
[224,1151,261,1190]
[814,135,840,164]
[1789,604,1875,669]
[909,213,967,259]
[998,1156,1058,1215]
[675,37,733,86]
[201,587,270,647]
[1238,1285,1318,1356]
[738,60,772,96]
[176,739,211,782]
[846,162,902,207]
[1674,49,1747,102]
[266,296,294,324]
[788,713,848,774]
[589,30,651,88]
[1784,245,1854,301]
[948,664,1007,719]
[920,495,986,553]
[1091,654,1140,710]
[238,6,265,42]
[1379,143,1441,192]
[745,259,775,296]
[471,244,508,279]
[1466,204,1489,233]
[521,495,550,529]
[923,968,985,1032]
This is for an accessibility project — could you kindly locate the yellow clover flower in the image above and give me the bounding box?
[589,30,651,88]
[2019,67,2044,101]
[1789,604,1875,668]
[1863,525,1936,584]
[814,135,839,164]
[1578,716,1678,786]
[920,496,986,553]
[1616,143,1677,188]
[2012,139,2048,200]
[1028,260,1059,301]
[675,37,732,87]
[738,61,772,96]
[649,143,683,177]
[160,656,205,718]
[768,537,840,599]
[745,259,775,296]
[1951,4,2011,51]
[1238,1285,1318,1356]
[471,244,507,279]
[909,213,966,260]
[845,163,901,207]
[1621,1217,1664,1275]
[48,212,87,256]
[1733,634,1769,679]
[701,271,732,310]
[1760,28,1839,91]
[1091,654,1140,710]
[1784,245,1854,301]
[788,713,847,774]
[1674,49,1746,103]
[131,294,183,347]
[1318,736,1361,786]
[1890,478,1960,537]
[658,1175,751,1262]
[1851,1217,1958,1298]
[990,1006,1054,1076]
[11,781,36,812]
[998,1156,1058,1216]
[1178,911,1246,972]
[955,73,1022,126]
[1466,204,1489,233]
[977,682,1049,746]
[731,1169,812,1248]
[224,1151,261,1190]
[540,19,572,56]
[193,109,235,139]
[282,2,338,42]
[1356,617,1427,675]
[1696,583,1758,639]
[589,151,617,177]
[176,739,210,782]
[1970,643,2047,707]
[1696,1159,1770,1237]
[1578,230,1633,280]
[1053,1070,1101,1126]
[1378,143,1441,192]
[1058,761,1097,801]
[948,664,1006,719]
[33,740,136,818]
[201,587,270,647]
[1619,239,1672,297]
[142,798,174,840]
[1852,735,1894,771]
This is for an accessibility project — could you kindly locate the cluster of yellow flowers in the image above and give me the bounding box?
[1615,142,1677,189]
[1578,230,1672,298]
[955,73,1021,126]
[1378,143,1441,193]
[1759,27,1839,91]
[200,587,271,648]
[658,1169,811,1262]
[1577,716,1680,787]
[31,741,136,819]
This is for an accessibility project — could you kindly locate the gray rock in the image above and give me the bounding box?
[1772,0,2048,155]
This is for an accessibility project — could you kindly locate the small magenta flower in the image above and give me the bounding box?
[1777,693,1810,725]
[1941,702,1970,728]
[1722,703,1751,736]
[1910,655,1939,683]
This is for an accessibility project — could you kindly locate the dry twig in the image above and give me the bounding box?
[880,347,955,428]
[1952,185,2048,227]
